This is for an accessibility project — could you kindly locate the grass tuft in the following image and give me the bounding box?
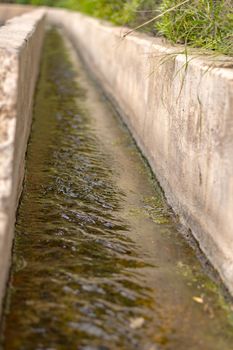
[12,0,233,56]
[157,0,233,56]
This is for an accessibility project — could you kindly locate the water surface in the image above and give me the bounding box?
[1,29,233,350]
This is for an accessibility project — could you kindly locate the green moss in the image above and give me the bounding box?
[2,27,233,350]
[1,29,156,349]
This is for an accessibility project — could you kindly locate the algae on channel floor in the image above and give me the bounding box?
[1,29,233,350]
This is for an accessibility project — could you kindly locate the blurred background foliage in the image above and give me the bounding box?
[1,0,232,55]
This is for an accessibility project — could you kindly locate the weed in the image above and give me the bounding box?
[157,0,233,55]
[12,0,233,56]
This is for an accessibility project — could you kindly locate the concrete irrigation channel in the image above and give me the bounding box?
[0,4,233,349]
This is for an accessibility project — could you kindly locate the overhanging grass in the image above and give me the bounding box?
[157,0,233,55]
[12,0,233,56]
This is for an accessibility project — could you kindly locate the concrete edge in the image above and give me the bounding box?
[0,9,45,317]
[47,8,233,295]
[0,5,232,301]
[0,4,35,24]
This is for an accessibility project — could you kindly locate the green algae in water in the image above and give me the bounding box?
[1,29,233,350]
[1,29,156,350]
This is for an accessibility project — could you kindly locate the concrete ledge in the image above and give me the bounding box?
[0,9,45,315]
[48,9,233,294]
[0,4,34,24]
[0,6,232,301]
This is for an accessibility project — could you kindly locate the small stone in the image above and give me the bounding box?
[130,317,145,329]
[192,296,204,304]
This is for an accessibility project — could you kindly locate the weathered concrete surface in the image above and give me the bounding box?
[0,4,34,24]
[0,5,232,300]
[48,9,233,294]
[0,9,45,315]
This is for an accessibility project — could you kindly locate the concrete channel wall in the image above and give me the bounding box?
[0,4,34,24]
[48,9,233,294]
[0,6,233,313]
[0,9,45,315]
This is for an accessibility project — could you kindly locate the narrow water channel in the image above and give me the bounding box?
[1,29,233,350]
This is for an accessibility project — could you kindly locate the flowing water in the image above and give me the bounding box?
[1,29,233,350]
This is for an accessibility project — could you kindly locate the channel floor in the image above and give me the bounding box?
[1,29,233,350]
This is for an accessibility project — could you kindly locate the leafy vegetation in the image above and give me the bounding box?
[10,0,233,55]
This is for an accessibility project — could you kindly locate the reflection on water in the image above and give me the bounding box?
[1,30,233,350]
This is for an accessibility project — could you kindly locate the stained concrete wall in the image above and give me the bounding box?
[48,9,233,294]
[0,9,45,315]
